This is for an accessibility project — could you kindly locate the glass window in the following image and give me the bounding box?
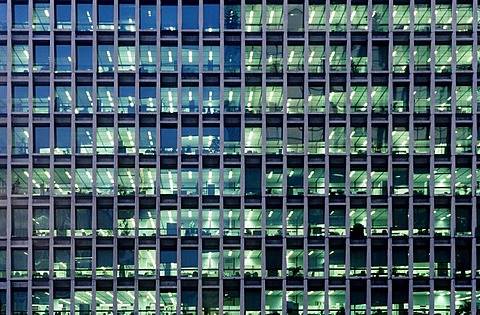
[414,4,431,31]
[203,86,220,114]
[160,87,178,113]
[98,45,114,73]
[53,168,71,195]
[12,45,29,73]
[55,3,71,29]
[12,208,28,237]
[393,5,410,30]
[118,85,135,114]
[0,46,6,71]
[160,127,178,153]
[33,250,49,278]
[54,208,71,237]
[330,4,347,31]
[96,168,114,195]
[33,85,50,113]
[245,46,262,71]
[12,126,29,155]
[140,45,156,73]
[33,3,50,31]
[75,85,93,113]
[287,46,304,71]
[225,45,241,73]
[140,86,156,112]
[435,4,452,30]
[161,5,177,31]
[288,4,304,32]
[118,46,136,71]
[12,249,28,277]
[97,4,114,30]
[75,208,92,236]
[182,5,198,30]
[0,127,6,153]
[55,44,71,72]
[140,5,156,30]
[13,4,29,29]
[97,208,113,236]
[182,46,199,73]
[119,3,135,31]
[181,86,199,112]
[33,44,50,71]
[351,5,368,30]
[225,5,241,29]
[203,46,220,71]
[76,3,93,31]
[457,4,473,31]
[224,126,240,154]
[267,45,283,73]
[76,44,92,71]
[0,3,6,31]
[435,45,451,73]
[161,46,178,71]
[457,45,472,71]
[414,85,430,114]
[245,4,262,32]
[54,127,72,154]
[308,5,325,30]
[204,4,219,32]
[372,4,388,31]
[76,127,93,154]
[97,85,114,112]
[12,85,29,112]
[34,126,50,153]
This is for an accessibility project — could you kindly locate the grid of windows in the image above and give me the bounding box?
[1,0,480,314]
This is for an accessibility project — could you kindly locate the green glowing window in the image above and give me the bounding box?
[393,5,410,30]
[414,85,430,114]
[457,4,473,31]
[308,86,325,112]
[392,45,409,73]
[349,169,367,195]
[308,5,325,30]
[308,45,325,73]
[350,126,367,154]
[245,46,262,72]
[434,167,451,195]
[329,45,346,71]
[414,5,430,31]
[455,126,472,154]
[456,45,472,71]
[414,45,431,71]
[328,126,346,153]
[456,86,472,114]
[350,5,368,30]
[372,5,388,31]
[266,5,283,30]
[435,5,452,29]
[435,45,452,73]
[329,4,347,31]
[266,86,283,112]
[329,86,346,113]
[245,5,262,32]
[287,46,304,71]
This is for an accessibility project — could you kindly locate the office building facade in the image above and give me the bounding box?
[0,0,479,314]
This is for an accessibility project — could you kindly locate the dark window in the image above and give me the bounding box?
[161,6,177,30]
[76,45,93,70]
[34,127,50,153]
[182,5,198,29]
